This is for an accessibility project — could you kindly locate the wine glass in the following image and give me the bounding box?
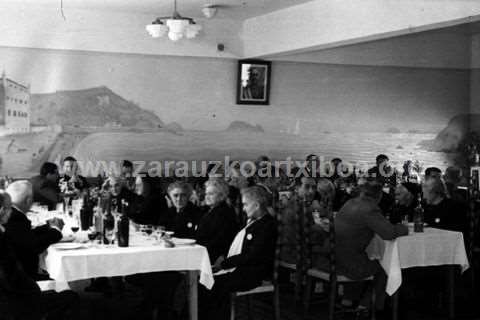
[153,226,166,240]
[104,228,115,245]
[144,225,154,240]
[70,218,80,234]
[87,229,98,245]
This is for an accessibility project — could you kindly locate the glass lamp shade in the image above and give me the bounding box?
[146,24,168,38]
[166,19,189,34]
[185,24,202,39]
[168,31,183,41]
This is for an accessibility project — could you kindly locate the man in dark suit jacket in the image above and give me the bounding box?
[5,181,64,280]
[0,190,77,320]
[196,179,239,263]
[313,180,407,312]
[166,181,203,239]
[423,177,469,240]
[201,186,277,320]
[59,156,89,194]
[30,162,62,210]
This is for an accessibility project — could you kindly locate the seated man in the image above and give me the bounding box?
[167,181,202,239]
[201,186,277,320]
[313,179,408,313]
[5,180,64,280]
[367,154,397,187]
[120,159,136,191]
[422,177,468,236]
[196,179,239,263]
[59,156,89,195]
[0,191,77,320]
[424,167,442,181]
[279,175,324,264]
[30,162,62,210]
[390,182,420,224]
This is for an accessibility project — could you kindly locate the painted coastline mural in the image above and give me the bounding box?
[0,46,472,178]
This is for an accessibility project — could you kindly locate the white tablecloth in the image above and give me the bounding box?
[366,227,469,295]
[41,244,214,289]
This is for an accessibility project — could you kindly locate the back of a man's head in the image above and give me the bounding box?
[359,179,383,203]
[6,180,33,213]
[40,162,58,177]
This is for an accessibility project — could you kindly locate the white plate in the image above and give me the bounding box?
[52,243,84,250]
[172,238,196,246]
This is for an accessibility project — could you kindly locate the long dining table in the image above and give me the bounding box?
[40,240,214,320]
[366,227,469,320]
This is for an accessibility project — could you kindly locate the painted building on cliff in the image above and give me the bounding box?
[0,71,31,136]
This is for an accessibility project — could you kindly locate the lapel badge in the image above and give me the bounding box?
[246,233,253,240]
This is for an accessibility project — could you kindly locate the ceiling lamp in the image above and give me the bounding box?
[202,5,218,19]
[146,0,202,41]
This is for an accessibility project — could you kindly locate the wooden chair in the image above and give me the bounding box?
[303,198,376,320]
[275,192,308,307]
[468,183,480,296]
[229,192,281,320]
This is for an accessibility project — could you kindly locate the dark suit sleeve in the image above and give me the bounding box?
[364,205,408,240]
[36,182,61,207]
[201,211,239,261]
[221,219,276,269]
[6,219,62,256]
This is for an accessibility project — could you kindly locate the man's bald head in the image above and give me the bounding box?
[6,180,33,213]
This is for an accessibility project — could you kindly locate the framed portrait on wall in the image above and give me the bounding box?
[236,60,271,105]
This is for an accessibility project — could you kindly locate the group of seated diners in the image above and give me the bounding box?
[0,153,473,319]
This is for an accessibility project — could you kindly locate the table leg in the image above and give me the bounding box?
[447,266,455,320]
[391,291,399,320]
[188,270,199,320]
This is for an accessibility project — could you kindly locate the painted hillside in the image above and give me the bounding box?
[30,86,164,128]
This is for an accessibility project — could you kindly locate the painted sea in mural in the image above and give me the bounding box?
[0,123,453,177]
[0,46,467,177]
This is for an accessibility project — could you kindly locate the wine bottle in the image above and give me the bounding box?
[80,190,93,230]
[103,195,115,244]
[413,193,424,233]
[117,200,130,247]
[93,195,103,234]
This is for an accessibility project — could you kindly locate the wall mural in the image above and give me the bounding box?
[0,47,470,178]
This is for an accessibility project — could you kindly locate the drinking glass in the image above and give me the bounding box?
[87,229,99,245]
[104,228,115,245]
[154,226,166,240]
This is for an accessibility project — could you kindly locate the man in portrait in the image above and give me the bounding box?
[242,65,266,100]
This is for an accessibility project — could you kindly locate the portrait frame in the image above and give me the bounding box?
[236,60,271,105]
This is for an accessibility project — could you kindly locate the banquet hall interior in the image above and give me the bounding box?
[1,0,480,319]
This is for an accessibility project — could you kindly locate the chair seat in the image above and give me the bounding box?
[234,280,275,297]
[278,261,297,270]
[306,268,373,282]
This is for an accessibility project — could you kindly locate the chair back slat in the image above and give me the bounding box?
[326,197,337,285]
[272,191,282,285]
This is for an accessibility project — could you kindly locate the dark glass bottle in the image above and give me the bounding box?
[413,194,424,233]
[80,190,93,230]
[94,195,104,235]
[103,196,115,244]
[117,200,130,247]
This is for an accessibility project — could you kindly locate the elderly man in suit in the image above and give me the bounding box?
[5,180,64,280]
[0,190,77,320]
[201,186,277,320]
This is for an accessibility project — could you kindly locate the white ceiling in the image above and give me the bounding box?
[2,0,313,19]
[269,22,480,69]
